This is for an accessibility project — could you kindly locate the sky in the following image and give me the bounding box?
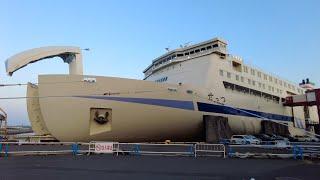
[0,0,320,125]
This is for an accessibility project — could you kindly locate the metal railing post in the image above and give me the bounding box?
[194,144,197,158]
[5,144,8,157]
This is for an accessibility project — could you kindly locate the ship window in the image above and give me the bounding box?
[241,76,244,82]
[279,80,283,86]
[223,81,235,90]
[258,82,262,88]
[272,87,274,92]
[195,49,200,53]
[264,74,267,80]
[273,96,280,103]
[251,89,261,96]
[257,72,261,78]
[251,69,255,76]
[190,51,194,54]
[243,66,248,73]
[248,79,251,84]
[219,69,224,76]
[223,81,280,103]
[236,75,239,81]
[185,52,189,56]
[275,79,278,84]
[268,86,271,91]
[177,54,184,57]
[212,44,218,48]
[206,46,212,50]
[262,84,265,89]
[201,47,206,51]
[227,72,231,78]
[269,76,272,82]
[172,55,176,59]
[252,80,256,86]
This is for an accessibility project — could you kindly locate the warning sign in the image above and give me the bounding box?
[94,142,114,153]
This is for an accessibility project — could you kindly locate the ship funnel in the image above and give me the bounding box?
[5,46,83,76]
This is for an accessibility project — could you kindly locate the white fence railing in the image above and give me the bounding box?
[228,143,320,159]
[89,142,226,158]
[1,141,320,159]
[195,144,225,158]
[0,141,226,158]
[0,142,90,156]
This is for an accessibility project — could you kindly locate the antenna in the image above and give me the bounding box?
[179,41,192,48]
[184,41,192,47]
[165,47,170,52]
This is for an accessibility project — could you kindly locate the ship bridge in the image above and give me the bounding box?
[143,37,227,79]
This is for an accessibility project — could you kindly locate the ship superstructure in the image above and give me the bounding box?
[143,38,318,133]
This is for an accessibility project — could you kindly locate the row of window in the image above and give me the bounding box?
[155,76,168,83]
[223,81,282,104]
[242,65,303,94]
[153,43,223,68]
[220,69,293,95]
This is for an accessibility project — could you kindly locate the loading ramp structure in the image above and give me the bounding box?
[283,88,320,135]
[0,108,8,141]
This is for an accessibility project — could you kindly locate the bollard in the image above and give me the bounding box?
[298,146,303,160]
[293,145,297,159]
[228,146,234,157]
[72,143,79,156]
[133,144,141,155]
[189,145,194,156]
[293,145,303,160]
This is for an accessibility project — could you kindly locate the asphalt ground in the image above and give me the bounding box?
[0,155,319,180]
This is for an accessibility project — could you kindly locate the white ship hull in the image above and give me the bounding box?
[26,74,305,142]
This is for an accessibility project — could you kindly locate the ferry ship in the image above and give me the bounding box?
[5,38,319,142]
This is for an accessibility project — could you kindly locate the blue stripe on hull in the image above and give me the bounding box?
[197,102,292,122]
[75,96,195,110]
[75,95,292,122]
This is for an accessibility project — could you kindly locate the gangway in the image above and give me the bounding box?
[0,108,8,140]
[283,88,320,134]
